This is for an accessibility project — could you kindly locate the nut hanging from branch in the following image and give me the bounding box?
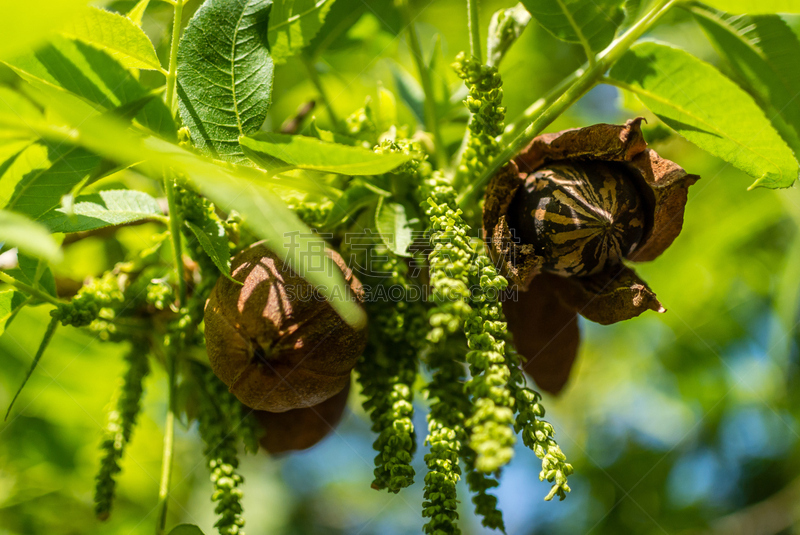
[483,118,699,394]
[204,242,368,412]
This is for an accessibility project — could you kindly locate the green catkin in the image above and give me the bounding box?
[462,448,505,532]
[357,250,422,492]
[463,253,516,473]
[453,52,505,184]
[422,345,468,535]
[195,365,246,535]
[94,344,150,520]
[506,343,573,501]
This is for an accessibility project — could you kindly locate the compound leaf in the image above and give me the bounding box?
[4,36,174,139]
[608,41,798,189]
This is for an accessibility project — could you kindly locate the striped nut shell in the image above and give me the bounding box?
[507,160,646,277]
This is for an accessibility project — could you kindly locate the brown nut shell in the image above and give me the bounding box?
[204,242,367,412]
[255,380,350,454]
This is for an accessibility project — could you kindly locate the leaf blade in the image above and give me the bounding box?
[184,220,237,283]
[375,198,413,257]
[177,0,275,163]
[520,0,625,55]
[269,0,335,64]
[38,189,164,233]
[0,210,62,263]
[240,132,410,175]
[61,7,162,70]
[608,41,799,189]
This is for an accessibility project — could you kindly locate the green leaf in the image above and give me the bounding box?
[0,90,366,328]
[184,220,237,283]
[189,167,367,328]
[0,290,28,337]
[127,0,152,27]
[389,62,425,126]
[4,36,175,139]
[698,1,800,13]
[375,198,413,257]
[269,0,336,64]
[167,525,206,535]
[0,141,104,220]
[520,0,625,57]
[38,189,164,233]
[5,316,58,421]
[0,210,62,263]
[240,132,409,175]
[323,183,381,228]
[487,4,531,67]
[608,41,799,189]
[692,6,800,154]
[177,0,275,163]
[61,7,162,71]
[0,0,89,61]
[6,253,58,300]
[307,118,364,146]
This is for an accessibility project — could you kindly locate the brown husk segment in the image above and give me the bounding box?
[548,264,664,326]
[204,242,367,412]
[255,380,351,454]
[504,274,580,395]
[483,118,698,393]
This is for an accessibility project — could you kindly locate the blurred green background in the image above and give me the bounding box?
[3,1,800,534]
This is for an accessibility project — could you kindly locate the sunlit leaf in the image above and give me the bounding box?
[608,41,799,189]
[127,0,152,27]
[189,166,366,327]
[699,0,800,13]
[4,36,175,138]
[0,142,104,220]
[240,132,409,175]
[0,0,89,61]
[0,210,62,263]
[177,0,274,163]
[520,0,625,56]
[6,253,58,300]
[375,198,413,257]
[5,316,58,420]
[269,0,335,64]
[0,290,28,337]
[61,7,162,71]
[38,189,165,233]
[184,219,237,283]
[692,6,800,154]
[0,103,366,327]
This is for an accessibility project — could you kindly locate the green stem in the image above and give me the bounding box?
[302,55,339,127]
[164,0,184,114]
[0,271,63,306]
[164,174,186,306]
[458,0,679,205]
[399,0,448,169]
[156,347,177,535]
[467,0,482,63]
[156,3,184,533]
